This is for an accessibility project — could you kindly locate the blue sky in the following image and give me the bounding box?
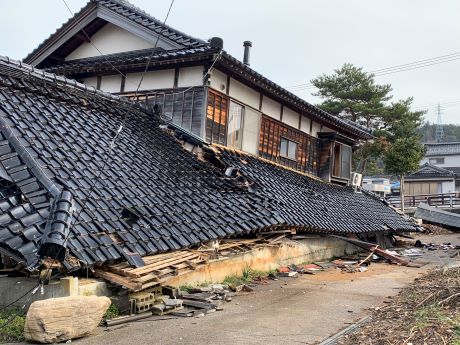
[2,0,459,124]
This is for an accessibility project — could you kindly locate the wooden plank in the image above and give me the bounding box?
[130,253,201,275]
[94,269,142,291]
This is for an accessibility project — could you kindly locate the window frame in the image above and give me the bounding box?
[227,100,245,150]
[331,142,352,180]
[279,137,298,161]
[429,157,445,164]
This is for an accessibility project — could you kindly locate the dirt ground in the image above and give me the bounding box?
[52,232,457,345]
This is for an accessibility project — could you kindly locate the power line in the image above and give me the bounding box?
[284,50,460,91]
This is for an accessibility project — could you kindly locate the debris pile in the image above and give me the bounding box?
[423,223,454,235]
[337,268,460,345]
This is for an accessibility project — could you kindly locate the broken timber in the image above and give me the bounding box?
[95,250,209,291]
[331,235,410,266]
[94,234,286,291]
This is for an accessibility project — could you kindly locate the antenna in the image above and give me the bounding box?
[435,103,444,143]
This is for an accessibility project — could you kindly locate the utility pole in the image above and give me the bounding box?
[435,103,444,143]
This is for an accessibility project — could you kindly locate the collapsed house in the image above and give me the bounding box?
[0,0,420,292]
[0,57,417,279]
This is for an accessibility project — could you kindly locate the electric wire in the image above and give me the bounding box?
[285,51,460,91]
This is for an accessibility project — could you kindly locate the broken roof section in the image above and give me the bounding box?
[0,56,417,271]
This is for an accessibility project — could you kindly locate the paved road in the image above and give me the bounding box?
[71,233,460,345]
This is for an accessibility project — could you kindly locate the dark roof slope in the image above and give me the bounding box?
[0,57,416,270]
[45,47,373,141]
[425,142,460,157]
[23,0,206,65]
[213,147,416,234]
[406,163,458,180]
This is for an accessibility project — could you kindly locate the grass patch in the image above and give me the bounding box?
[223,266,274,287]
[0,308,25,343]
[103,303,120,320]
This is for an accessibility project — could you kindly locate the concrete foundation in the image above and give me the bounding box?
[0,235,373,306]
[0,276,109,309]
[165,236,360,287]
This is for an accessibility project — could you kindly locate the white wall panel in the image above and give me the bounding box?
[178,66,204,87]
[311,121,321,138]
[242,108,261,155]
[66,23,154,60]
[229,78,260,109]
[83,77,98,89]
[209,68,227,93]
[300,116,311,134]
[100,75,121,93]
[282,107,299,129]
[125,70,175,91]
[261,96,281,120]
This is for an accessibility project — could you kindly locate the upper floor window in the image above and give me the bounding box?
[227,101,244,149]
[258,115,319,175]
[206,90,228,145]
[332,142,352,179]
[429,157,445,164]
[280,137,297,160]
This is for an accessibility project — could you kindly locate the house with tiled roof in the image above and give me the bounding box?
[23,0,372,185]
[405,142,460,196]
[0,56,417,275]
[0,0,422,285]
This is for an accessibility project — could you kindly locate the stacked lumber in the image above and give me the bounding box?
[94,233,288,291]
[197,233,287,258]
[94,250,209,291]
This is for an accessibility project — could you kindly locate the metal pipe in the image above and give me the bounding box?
[243,41,252,66]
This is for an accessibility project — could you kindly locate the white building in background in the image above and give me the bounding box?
[362,177,392,197]
[405,142,460,195]
[420,142,460,168]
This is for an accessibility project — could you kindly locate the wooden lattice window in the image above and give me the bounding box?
[206,90,228,145]
[259,115,319,175]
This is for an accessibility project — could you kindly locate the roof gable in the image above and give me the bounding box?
[23,0,206,67]
[406,163,456,180]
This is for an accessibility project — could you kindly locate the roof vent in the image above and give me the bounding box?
[243,41,252,66]
[209,37,224,50]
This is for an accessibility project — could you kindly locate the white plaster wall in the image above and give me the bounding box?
[229,78,260,109]
[66,23,154,60]
[178,66,204,87]
[209,68,227,93]
[261,96,281,120]
[282,107,299,129]
[83,76,98,89]
[311,121,321,138]
[442,181,456,193]
[321,126,333,133]
[100,75,121,93]
[125,70,175,91]
[300,116,311,134]
[422,155,460,168]
[242,108,261,155]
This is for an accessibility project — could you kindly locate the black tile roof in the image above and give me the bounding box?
[425,142,460,157]
[406,163,457,180]
[212,147,417,235]
[45,47,373,141]
[0,56,416,270]
[23,0,206,65]
[414,203,460,229]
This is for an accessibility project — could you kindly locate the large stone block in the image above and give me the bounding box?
[24,295,111,343]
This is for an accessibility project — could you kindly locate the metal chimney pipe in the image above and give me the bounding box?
[243,41,252,66]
